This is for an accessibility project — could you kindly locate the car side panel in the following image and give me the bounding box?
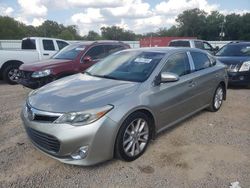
[148,74,201,131]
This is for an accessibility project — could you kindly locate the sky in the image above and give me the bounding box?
[0,0,249,35]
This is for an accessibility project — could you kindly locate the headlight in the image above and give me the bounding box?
[54,105,113,126]
[239,61,250,72]
[32,69,51,78]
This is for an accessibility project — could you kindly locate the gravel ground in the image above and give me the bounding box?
[0,81,249,188]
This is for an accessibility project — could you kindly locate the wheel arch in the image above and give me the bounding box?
[219,81,227,100]
[113,107,156,158]
[0,60,23,76]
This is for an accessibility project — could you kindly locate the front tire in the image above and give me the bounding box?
[208,85,224,112]
[115,112,151,162]
[3,64,21,85]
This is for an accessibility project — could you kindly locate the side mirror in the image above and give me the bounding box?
[155,72,179,85]
[214,46,219,51]
[83,56,92,62]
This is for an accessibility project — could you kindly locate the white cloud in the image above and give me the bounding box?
[0,6,14,16]
[15,17,45,26]
[66,0,126,8]
[155,0,218,15]
[71,8,104,24]
[31,18,45,26]
[220,9,250,16]
[102,0,152,18]
[17,0,48,16]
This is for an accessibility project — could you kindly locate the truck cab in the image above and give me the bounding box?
[0,37,69,84]
[169,39,219,55]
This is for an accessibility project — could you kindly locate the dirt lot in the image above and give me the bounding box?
[0,80,249,188]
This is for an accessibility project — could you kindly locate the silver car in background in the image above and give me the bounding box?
[21,47,228,166]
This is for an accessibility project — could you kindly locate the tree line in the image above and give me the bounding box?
[0,8,249,41]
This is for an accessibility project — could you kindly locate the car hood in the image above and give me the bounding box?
[216,56,250,65]
[28,73,140,113]
[20,59,73,72]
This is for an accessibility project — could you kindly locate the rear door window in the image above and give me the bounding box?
[162,52,191,76]
[169,41,191,47]
[105,45,126,56]
[22,39,36,49]
[85,45,106,60]
[56,40,69,50]
[190,52,211,71]
[43,40,55,51]
[203,42,213,51]
[194,41,204,49]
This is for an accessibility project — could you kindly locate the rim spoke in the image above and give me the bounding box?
[123,136,133,146]
[125,130,132,136]
[131,142,136,156]
[138,130,148,136]
[138,137,147,143]
[138,121,145,133]
[125,141,133,152]
[135,141,140,154]
[135,119,141,132]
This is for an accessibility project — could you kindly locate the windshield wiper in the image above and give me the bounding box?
[84,72,120,80]
[101,75,119,80]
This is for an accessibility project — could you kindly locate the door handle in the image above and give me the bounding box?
[188,80,196,87]
[43,53,49,56]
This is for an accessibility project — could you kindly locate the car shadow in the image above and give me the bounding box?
[228,85,249,90]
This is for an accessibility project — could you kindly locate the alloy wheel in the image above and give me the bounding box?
[122,118,149,157]
[214,87,223,109]
[8,68,20,82]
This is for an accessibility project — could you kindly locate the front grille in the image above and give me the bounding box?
[227,64,241,72]
[34,114,59,122]
[26,103,61,123]
[20,70,33,79]
[26,127,60,153]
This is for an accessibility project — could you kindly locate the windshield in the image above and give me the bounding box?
[216,44,250,56]
[86,51,165,82]
[53,44,86,60]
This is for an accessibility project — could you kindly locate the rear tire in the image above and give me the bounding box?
[208,84,224,112]
[115,112,152,162]
[3,64,21,85]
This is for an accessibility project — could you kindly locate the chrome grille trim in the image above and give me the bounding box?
[26,102,63,123]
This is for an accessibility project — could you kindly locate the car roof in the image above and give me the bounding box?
[70,40,128,46]
[122,47,207,54]
[170,39,203,42]
[227,41,250,46]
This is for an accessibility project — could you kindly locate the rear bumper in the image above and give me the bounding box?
[228,71,250,86]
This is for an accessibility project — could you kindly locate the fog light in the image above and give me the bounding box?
[71,146,88,160]
[239,76,244,80]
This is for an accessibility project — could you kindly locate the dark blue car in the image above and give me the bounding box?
[216,42,250,87]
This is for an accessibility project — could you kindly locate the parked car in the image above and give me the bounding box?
[21,47,227,166]
[215,41,250,87]
[169,39,219,54]
[18,41,130,89]
[0,37,69,84]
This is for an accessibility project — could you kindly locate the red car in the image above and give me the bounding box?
[18,41,130,89]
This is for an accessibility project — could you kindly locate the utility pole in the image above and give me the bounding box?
[219,18,226,41]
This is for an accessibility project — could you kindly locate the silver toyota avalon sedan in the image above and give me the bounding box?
[21,47,228,166]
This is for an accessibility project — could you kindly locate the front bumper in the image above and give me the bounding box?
[21,109,119,166]
[18,76,54,89]
[227,71,250,86]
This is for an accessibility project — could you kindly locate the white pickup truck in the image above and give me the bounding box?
[0,37,69,84]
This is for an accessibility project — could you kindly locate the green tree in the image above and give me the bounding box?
[84,30,102,40]
[0,16,26,39]
[101,26,136,40]
[176,8,207,37]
